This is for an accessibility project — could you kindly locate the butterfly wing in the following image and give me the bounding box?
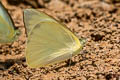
[0,2,19,43]
[24,9,56,36]
[0,2,14,27]
[24,9,84,68]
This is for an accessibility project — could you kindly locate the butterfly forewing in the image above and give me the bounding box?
[0,2,14,27]
[24,9,56,35]
[0,1,19,43]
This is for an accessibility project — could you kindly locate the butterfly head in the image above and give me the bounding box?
[79,38,86,47]
[11,29,21,42]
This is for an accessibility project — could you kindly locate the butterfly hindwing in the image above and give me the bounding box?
[24,9,83,68]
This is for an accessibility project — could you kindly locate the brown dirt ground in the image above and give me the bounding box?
[0,0,120,80]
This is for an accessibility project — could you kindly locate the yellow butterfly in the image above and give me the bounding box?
[0,1,19,43]
[24,9,86,68]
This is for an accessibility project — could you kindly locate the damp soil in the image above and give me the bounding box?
[0,0,120,80]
